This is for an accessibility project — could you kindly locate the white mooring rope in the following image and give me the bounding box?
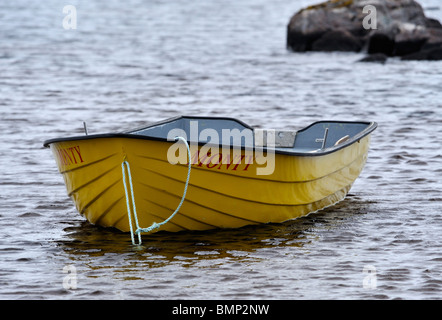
[121,136,192,245]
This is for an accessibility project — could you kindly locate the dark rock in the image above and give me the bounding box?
[367,33,396,56]
[426,18,442,29]
[392,22,429,56]
[394,38,427,56]
[427,47,442,60]
[311,30,362,52]
[401,45,442,60]
[286,29,324,52]
[286,0,368,52]
[286,0,442,60]
[424,27,442,49]
[358,53,388,63]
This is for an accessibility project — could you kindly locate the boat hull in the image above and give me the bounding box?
[48,133,371,233]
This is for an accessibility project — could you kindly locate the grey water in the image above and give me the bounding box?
[1,0,441,299]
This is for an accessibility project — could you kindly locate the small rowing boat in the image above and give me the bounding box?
[44,116,376,240]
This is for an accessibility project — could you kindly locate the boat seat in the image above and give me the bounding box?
[334,135,350,146]
[254,130,296,148]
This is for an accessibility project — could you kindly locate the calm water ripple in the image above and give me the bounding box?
[1,0,441,299]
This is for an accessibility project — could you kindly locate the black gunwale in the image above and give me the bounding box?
[43,115,377,157]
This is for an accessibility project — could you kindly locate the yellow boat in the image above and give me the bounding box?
[44,116,376,241]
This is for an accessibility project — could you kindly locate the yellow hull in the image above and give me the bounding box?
[47,133,372,233]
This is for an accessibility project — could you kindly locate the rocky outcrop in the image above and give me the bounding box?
[358,52,388,63]
[286,0,442,61]
[401,45,442,60]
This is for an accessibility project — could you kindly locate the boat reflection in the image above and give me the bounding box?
[56,194,374,273]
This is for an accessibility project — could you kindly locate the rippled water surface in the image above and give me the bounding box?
[1,0,442,299]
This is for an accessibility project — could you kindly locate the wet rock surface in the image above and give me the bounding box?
[287,0,442,60]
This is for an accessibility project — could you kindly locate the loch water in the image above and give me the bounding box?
[1,0,442,300]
